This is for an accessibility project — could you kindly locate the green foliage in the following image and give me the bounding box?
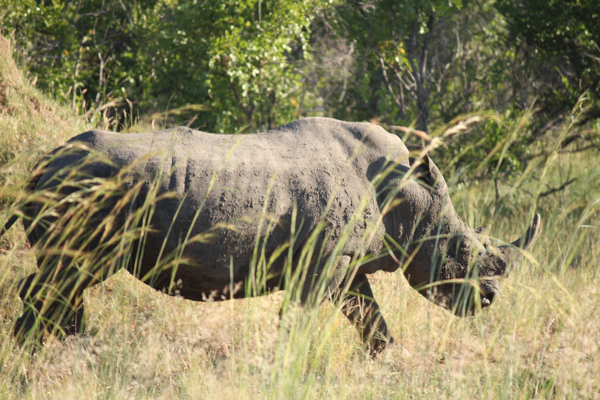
[0,0,156,120]
[438,110,533,180]
[140,0,323,132]
[0,0,327,132]
[315,0,464,131]
[496,0,600,119]
[306,0,543,178]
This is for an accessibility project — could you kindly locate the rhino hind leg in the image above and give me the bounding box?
[13,293,84,344]
[13,258,91,344]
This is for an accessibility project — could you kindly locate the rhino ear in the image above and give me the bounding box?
[419,155,444,190]
[408,152,433,185]
[407,146,444,191]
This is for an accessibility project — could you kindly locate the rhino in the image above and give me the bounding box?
[1,117,540,353]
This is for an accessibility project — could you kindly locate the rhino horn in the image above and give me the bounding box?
[510,213,541,250]
[495,213,541,276]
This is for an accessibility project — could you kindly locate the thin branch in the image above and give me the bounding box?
[538,178,577,198]
[77,10,110,19]
[560,133,585,148]
[531,115,564,140]
[392,67,416,97]
[376,52,405,111]
[525,133,600,159]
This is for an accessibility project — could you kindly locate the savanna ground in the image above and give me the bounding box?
[1,36,599,399]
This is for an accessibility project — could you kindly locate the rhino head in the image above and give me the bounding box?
[385,152,540,316]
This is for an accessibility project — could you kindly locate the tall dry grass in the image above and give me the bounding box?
[1,37,600,400]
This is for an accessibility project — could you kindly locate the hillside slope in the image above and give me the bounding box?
[0,36,90,189]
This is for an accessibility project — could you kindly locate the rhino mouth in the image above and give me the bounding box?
[420,273,502,316]
[480,292,495,308]
[435,285,498,316]
[457,289,497,315]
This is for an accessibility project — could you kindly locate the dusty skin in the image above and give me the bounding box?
[2,117,539,354]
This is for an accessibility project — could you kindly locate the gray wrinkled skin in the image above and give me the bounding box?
[11,117,540,353]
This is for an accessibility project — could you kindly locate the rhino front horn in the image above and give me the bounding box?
[511,213,541,251]
[496,213,541,275]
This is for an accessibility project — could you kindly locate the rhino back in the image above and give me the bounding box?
[40,118,409,297]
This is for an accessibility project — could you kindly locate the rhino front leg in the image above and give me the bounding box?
[299,255,351,306]
[278,255,351,325]
[337,273,394,355]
